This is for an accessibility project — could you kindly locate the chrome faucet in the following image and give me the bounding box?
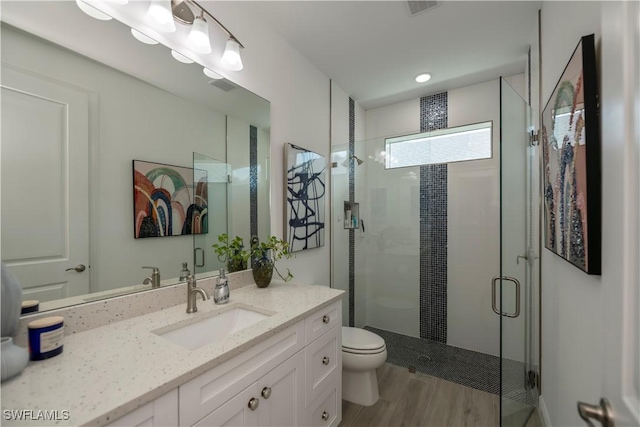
[186,274,210,313]
[142,266,161,288]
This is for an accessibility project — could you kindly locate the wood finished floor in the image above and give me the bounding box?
[340,363,542,427]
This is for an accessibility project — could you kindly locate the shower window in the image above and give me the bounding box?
[384,121,492,169]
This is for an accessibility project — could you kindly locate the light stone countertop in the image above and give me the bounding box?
[1,281,344,426]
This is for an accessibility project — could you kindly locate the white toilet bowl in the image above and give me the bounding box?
[342,327,387,406]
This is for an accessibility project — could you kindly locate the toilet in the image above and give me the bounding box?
[341,327,387,406]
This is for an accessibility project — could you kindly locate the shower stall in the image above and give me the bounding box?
[331,78,539,426]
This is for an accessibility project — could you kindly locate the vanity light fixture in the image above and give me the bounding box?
[171,50,194,64]
[131,28,159,45]
[76,0,112,21]
[76,0,245,74]
[221,38,243,71]
[203,68,223,79]
[147,0,176,33]
[415,73,432,83]
[188,12,211,54]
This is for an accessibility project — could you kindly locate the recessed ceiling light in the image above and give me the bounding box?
[415,73,432,83]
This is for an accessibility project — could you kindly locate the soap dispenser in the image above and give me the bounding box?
[214,269,229,304]
[179,262,190,281]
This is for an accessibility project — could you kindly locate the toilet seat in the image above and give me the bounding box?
[342,327,386,354]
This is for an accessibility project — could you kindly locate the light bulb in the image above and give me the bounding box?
[171,50,194,64]
[131,29,158,45]
[415,73,432,83]
[147,0,176,33]
[76,0,112,21]
[203,68,223,79]
[221,39,243,71]
[188,16,211,54]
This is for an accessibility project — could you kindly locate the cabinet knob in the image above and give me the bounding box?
[248,398,259,411]
[261,387,272,399]
[322,315,330,324]
[322,411,329,421]
[322,356,330,365]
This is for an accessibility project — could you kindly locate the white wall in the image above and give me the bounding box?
[538,2,605,426]
[1,26,227,293]
[207,3,332,286]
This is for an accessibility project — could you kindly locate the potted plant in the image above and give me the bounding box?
[212,234,250,273]
[250,236,294,288]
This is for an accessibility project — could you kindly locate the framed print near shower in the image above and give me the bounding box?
[284,143,326,252]
[541,34,601,274]
[133,160,208,238]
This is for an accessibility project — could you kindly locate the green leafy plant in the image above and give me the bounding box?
[212,234,250,273]
[250,236,294,282]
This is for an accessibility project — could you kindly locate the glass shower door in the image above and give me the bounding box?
[499,78,538,426]
[193,152,229,277]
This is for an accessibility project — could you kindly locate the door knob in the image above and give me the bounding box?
[322,315,330,324]
[322,411,329,421]
[322,356,330,365]
[65,264,86,273]
[577,398,614,427]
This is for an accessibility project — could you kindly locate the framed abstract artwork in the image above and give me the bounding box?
[284,143,326,252]
[541,34,601,274]
[133,160,208,238]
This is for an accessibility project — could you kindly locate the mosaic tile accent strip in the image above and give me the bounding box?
[249,125,258,239]
[419,92,448,342]
[366,326,529,400]
[348,97,355,327]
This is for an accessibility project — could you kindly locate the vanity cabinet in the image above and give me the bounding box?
[107,300,342,427]
[106,389,178,427]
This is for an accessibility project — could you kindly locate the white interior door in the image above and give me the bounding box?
[1,64,90,302]
[599,2,640,426]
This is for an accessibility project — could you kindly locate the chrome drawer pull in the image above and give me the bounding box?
[322,356,330,365]
[261,387,271,399]
[248,398,259,411]
[322,411,329,421]
[322,315,330,324]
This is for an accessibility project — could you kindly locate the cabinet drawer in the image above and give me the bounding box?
[179,321,304,427]
[305,300,341,344]
[310,382,340,427]
[305,325,341,407]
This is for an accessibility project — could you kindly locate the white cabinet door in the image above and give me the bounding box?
[257,350,305,427]
[107,389,178,427]
[193,383,259,427]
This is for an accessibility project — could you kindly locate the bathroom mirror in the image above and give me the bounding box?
[0,1,270,313]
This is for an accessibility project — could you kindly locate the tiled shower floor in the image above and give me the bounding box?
[364,326,528,398]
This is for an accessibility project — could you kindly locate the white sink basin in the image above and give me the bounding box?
[154,305,272,350]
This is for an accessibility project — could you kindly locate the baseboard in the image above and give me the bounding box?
[538,396,552,427]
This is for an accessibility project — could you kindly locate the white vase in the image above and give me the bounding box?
[1,337,29,382]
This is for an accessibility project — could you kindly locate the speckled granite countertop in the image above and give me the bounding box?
[1,282,344,426]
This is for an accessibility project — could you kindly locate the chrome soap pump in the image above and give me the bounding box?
[214,269,229,304]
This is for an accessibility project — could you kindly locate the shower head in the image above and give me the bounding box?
[340,155,365,167]
[350,155,365,166]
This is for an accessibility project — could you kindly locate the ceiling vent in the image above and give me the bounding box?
[407,1,440,16]
[208,79,238,92]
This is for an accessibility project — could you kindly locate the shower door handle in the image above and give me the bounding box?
[194,248,205,268]
[491,276,521,318]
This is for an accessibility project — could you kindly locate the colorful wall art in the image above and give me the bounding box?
[284,143,326,252]
[133,160,208,238]
[541,34,601,274]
